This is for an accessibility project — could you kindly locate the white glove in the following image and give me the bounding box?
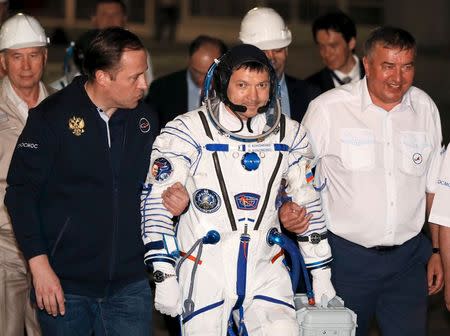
[311,267,336,307]
[153,262,182,317]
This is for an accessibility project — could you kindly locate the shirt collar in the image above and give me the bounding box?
[3,76,48,119]
[334,55,361,83]
[360,77,414,113]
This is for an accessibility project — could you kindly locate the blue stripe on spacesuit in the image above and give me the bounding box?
[253,295,295,310]
[305,256,333,269]
[146,256,176,266]
[144,225,173,232]
[238,307,248,336]
[204,143,290,152]
[231,234,250,334]
[205,144,229,151]
[182,300,225,324]
[147,213,172,220]
[304,198,321,207]
[289,125,308,151]
[288,123,302,152]
[145,241,164,250]
[235,235,249,310]
[145,218,172,226]
[288,156,305,169]
[163,126,200,149]
[274,144,289,151]
[161,129,199,151]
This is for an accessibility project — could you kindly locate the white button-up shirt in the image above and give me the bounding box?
[429,147,450,227]
[302,78,442,248]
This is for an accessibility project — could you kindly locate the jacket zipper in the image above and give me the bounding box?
[108,117,128,281]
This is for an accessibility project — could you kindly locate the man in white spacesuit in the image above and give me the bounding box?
[141,44,335,335]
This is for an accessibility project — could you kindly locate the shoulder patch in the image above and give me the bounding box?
[151,157,173,182]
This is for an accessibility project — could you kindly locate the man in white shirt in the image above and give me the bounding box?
[429,150,450,311]
[0,13,53,336]
[301,26,443,336]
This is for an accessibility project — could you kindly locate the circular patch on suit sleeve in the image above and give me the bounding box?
[193,189,221,213]
[151,157,173,182]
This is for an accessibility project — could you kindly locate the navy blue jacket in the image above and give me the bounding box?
[5,76,157,297]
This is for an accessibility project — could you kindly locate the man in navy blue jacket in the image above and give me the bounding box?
[5,27,187,335]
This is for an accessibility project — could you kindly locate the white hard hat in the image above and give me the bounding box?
[239,7,292,50]
[0,13,49,50]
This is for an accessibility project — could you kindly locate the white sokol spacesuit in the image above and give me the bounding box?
[141,44,335,335]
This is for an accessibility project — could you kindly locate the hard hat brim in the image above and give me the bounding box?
[3,41,47,51]
[249,39,291,50]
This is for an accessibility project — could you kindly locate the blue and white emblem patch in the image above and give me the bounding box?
[151,157,173,182]
[193,189,221,213]
[412,152,423,165]
[234,192,260,210]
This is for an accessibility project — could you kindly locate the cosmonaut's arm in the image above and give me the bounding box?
[140,116,200,316]
[283,122,335,306]
[141,116,200,267]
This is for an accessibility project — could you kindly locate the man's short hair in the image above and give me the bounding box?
[188,35,228,57]
[95,0,126,14]
[364,26,416,57]
[83,27,143,81]
[312,11,356,43]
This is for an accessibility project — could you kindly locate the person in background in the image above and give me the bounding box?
[0,13,53,336]
[0,0,9,79]
[307,11,365,93]
[239,7,320,122]
[51,0,154,91]
[146,34,227,129]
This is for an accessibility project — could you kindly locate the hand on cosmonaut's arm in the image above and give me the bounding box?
[162,182,190,216]
[279,201,312,234]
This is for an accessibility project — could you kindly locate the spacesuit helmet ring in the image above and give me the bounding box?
[203,44,282,142]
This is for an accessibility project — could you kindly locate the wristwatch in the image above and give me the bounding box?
[153,270,177,283]
[297,232,328,244]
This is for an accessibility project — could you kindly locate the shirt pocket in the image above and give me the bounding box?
[340,128,375,171]
[399,131,432,176]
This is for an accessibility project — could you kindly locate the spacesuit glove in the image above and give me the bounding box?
[311,267,336,308]
[153,262,182,317]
